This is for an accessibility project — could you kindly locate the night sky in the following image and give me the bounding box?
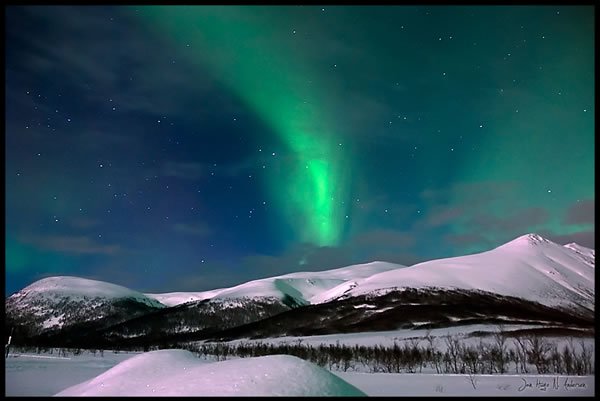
[5,6,595,296]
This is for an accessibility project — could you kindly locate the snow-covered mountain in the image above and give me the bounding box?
[564,242,595,267]
[6,276,166,336]
[320,234,594,313]
[6,234,594,346]
[146,261,403,307]
[146,234,594,314]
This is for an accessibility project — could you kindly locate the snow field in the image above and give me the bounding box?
[5,348,593,396]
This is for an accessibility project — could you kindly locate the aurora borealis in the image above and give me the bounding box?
[5,6,594,295]
[137,6,352,246]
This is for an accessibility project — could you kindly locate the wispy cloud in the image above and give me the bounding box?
[466,207,549,234]
[69,217,101,229]
[444,232,490,247]
[161,161,207,180]
[160,157,261,180]
[21,234,120,255]
[350,229,415,250]
[172,222,212,237]
[423,206,464,227]
[419,180,518,206]
[564,198,594,225]
[538,229,595,249]
[9,6,218,118]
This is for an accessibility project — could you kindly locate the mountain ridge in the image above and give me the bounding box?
[326,233,594,312]
[5,233,594,343]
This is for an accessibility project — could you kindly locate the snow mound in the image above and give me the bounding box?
[10,276,165,309]
[55,350,365,396]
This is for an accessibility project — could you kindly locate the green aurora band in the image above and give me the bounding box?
[137,6,350,246]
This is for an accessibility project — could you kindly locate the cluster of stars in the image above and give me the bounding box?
[5,6,592,295]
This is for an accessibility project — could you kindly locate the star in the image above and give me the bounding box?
[4,6,594,301]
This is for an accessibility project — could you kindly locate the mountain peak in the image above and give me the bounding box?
[498,233,552,249]
[11,276,166,309]
[522,233,549,244]
[564,242,593,251]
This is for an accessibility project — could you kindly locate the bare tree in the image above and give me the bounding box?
[444,334,462,374]
[492,325,508,373]
[465,366,479,390]
[525,334,552,374]
[408,338,424,373]
[512,335,529,374]
[548,343,562,374]
[462,344,480,375]
[579,339,593,375]
[424,330,441,374]
[561,343,574,375]
[475,339,488,374]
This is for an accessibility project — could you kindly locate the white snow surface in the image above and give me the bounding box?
[332,234,594,311]
[146,261,403,306]
[9,276,165,309]
[224,324,594,351]
[564,243,595,266]
[55,350,365,396]
[5,346,594,397]
[143,290,221,307]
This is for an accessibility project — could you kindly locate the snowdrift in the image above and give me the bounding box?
[55,350,366,396]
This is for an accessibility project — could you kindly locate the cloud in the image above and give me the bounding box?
[239,230,419,282]
[75,128,141,151]
[21,234,120,255]
[86,261,156,291]
[466,207,549,233]
[8,6,219,118]
[350,229,415,250]
[423,206,464,227]
[564,198,594,225]
[69,217,101,229]
[219,157,259,178]
[172,222,212,237]
[414,179,555,256]
[444,232,490,247]
[238,243,359,283]
[160,157,260,180]
[419,180,518,206]
[418,180,552,248]
[149,233,423,293]
[154,259,250,293]
[161,161,206,180]
[442,209,591,257]
[538,230,595,249]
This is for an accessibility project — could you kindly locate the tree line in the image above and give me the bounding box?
[179,331,594,375]
[8,331,594,376]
